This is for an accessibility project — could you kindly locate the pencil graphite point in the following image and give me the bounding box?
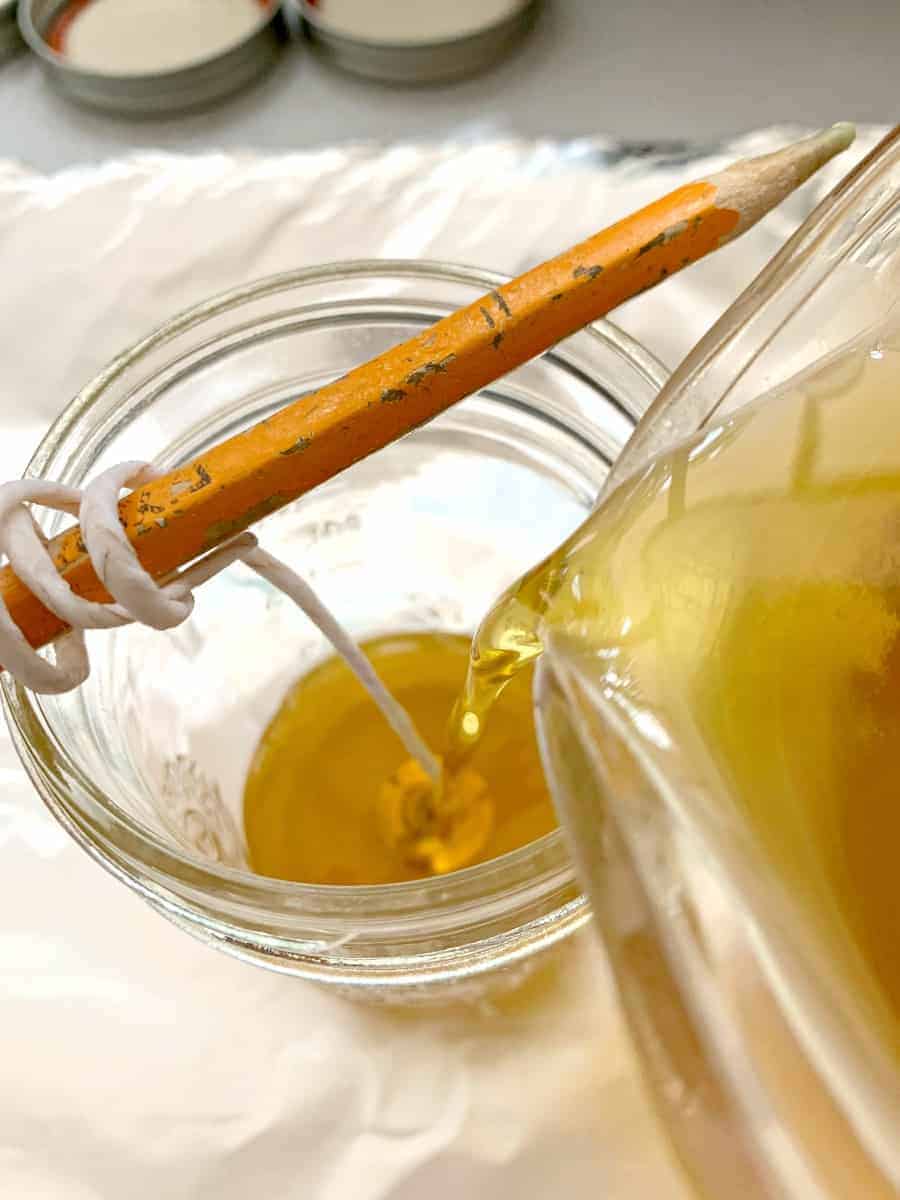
[824,122,858,155]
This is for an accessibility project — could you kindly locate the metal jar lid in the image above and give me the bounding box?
[298,0,538,84]
[0,0,23,61]
[19,0,288,116]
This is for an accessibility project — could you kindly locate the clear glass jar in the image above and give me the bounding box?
[3,261,666,999]
[539,132,900,1194]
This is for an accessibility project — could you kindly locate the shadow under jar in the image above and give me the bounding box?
[3,261,666,1001]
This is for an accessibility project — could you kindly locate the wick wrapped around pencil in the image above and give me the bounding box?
[0,123,856,664]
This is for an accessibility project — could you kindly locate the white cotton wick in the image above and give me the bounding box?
[241,546,442,783]
[0,462,441,782]
[0,478,127,694]
[80,462,195,630]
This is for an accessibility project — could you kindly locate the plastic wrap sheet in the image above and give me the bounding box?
[0,126,886,1199]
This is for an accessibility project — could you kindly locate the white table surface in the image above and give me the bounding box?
[0,0,897,173]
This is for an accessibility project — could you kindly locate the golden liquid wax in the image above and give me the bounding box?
[454,328,900,1043]
[244,632,556,885]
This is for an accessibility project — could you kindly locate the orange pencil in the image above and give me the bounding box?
[0,125,855,657]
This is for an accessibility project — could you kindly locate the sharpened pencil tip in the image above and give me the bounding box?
[813,122,857,163]
[711,123,858,236]
[787,123,857,181]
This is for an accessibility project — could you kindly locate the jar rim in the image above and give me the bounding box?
[4,259,668,942]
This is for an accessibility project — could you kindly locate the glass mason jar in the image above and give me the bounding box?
[2,261,666,1000]
[538,131,900,1196]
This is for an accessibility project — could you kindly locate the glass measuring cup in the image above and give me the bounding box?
[537,130,900,1196]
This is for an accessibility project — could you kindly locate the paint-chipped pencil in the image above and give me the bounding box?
[0,124,856,658]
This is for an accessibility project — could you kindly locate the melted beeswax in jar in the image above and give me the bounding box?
[243,631,556,884]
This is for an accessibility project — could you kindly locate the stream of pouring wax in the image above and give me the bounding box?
[244,632,555,884]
